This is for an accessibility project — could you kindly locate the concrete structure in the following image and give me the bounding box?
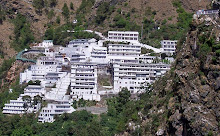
[90,47,108,63]
[113,63,170,93]
[108,43,141,56]
[196,9,219,16]
[20,56,65,87]
[138,55,159,64]
[160,40,177,55]
[38,40,54,48]
[71,63,100,101]
[108,31,139,42]
[4,33,176,122]
[38,97,75,123]
[3,85,44,114]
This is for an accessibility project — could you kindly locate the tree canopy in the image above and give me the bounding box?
[62,3,70,21]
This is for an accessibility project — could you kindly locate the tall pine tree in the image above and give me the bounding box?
[62,3,70,21]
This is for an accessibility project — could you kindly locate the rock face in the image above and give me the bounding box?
[171,16,220,136]
[132,15,220,135]
[165,17,219,135]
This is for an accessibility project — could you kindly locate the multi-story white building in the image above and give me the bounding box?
[20,56,64,87]
[3,85,44,114]
[38,97,75,123]
[90,47,108,63]
[21,85,45,97]
[70,63,100,101]
[68,38,97,47]
[113,63,170,93]
[4,34,176,122]
[38,40,54,48]
[108,31,139,42]
[137,55,160,64]
[160,40,177,55]
[108,43,141,56]
[108,56,138,64]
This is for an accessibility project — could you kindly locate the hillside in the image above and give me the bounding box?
[123,13,220,136]
[0,0,212,63]
[0,0,219,135]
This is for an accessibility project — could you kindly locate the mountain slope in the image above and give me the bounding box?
[127,14,220,136]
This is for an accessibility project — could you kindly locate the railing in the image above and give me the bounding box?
[16,50,37,63]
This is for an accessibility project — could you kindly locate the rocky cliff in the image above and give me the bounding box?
[128,14,220,136]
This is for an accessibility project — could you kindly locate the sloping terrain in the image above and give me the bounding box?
[123,15,220,135]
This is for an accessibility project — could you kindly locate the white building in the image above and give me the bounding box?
[90,47,108,63]
[113,63,170,93]
[20,56,64,87]
[38,97,75,123]
[3,85,44,114]
[38,40,54,48]
[108,56,139,64]
[70,63,100,101]
[137,55,159,64]
[108,43,141,56]
[68,39,97,47]
[196,9,219,16]
[160,40,177,55]
[108,31,139,43]
[21,85,45,97]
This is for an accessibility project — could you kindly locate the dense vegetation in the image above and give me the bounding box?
[11,14,34,51]
[0,0,208,135]
[141,0,192,48]
[0,87,149,136]
[0,78,26,111]
[44,23,100,45]
[33,0,58,14]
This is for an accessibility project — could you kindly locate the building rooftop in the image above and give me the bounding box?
[43,40,53,42]
[108,31,139,34]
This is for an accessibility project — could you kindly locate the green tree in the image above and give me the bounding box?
[47,9,55,20]
[48,0,57,7]
[44,28,54,40]
[12,14,34,51]
[22,95,32,111]
[95,2,114,24]
[33,95,42,105]
[70,2,74,10]
[116,87,131,112]
[62,3,70,21]
[33,0,44,14]
[56,16,61,24]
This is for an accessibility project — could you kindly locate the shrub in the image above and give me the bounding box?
[70,2,74,10]
[115,18,127,28]
[33,0,44,13]
[48,0,57,7]
[56,16,60,24]
[216,49,220,56]
[47,9,55,20]
[62,3,70,21]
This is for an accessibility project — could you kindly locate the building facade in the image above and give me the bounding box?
[108,43,141,56]
[160,40,177,55]
[70,63,100,101]
[108,31,139,42]
[113,63,170,93]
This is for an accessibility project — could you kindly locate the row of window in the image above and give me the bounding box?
[163,45,175,48]
[109,45,141,48]
[109,33,138,36]
[162,41,177,44]
[109,37,138,40]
